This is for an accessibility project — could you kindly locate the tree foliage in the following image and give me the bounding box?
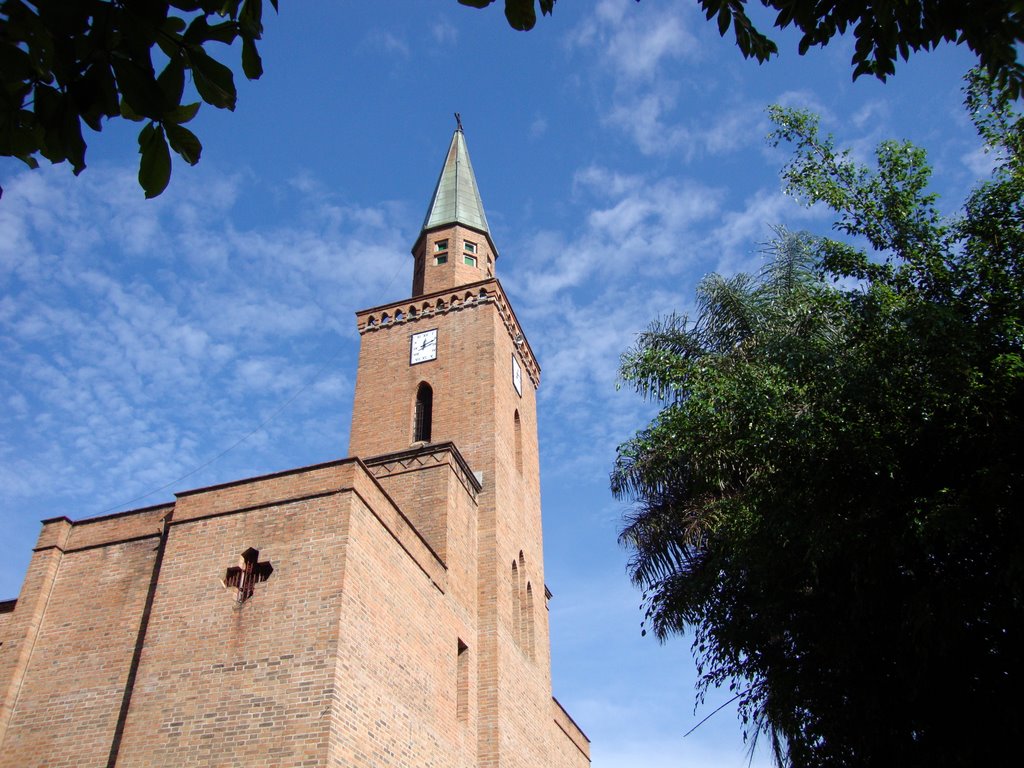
[0,0,277,197]
[694,1,1024,97]
[6,1,1022,200]
[464,1,1024,98]
[458,0,555,32]
[613,74,1024,766]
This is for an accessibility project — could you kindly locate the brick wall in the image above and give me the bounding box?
[0,509,167,768]
[413,224,497,297]
[0,263,589,768]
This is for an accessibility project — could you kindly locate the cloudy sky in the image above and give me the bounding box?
[0,1,989,765]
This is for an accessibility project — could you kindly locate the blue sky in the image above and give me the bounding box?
[0,2,990,766]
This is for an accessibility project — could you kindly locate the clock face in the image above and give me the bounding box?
[512,353,523,397]
[410,329,438,364]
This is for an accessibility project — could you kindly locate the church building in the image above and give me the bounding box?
[0,125,590,768]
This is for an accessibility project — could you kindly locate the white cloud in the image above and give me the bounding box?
[431,20,458,45]
[961,145,998,177]
[572,165,644,198]
[364,30,410,57]
[570,0,700,83]
[0,163,403,520]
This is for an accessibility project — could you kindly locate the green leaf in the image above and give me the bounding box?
[157,57,186,112]
[120,100,145,122]
[717,9,731,37]
[157,15,187,59]
[138,122,171,198]
[184,16,237,46]
[206,21,241,44]
[187,46,237,110]
[72,63,120,130]
[61,105,87,174]
[0,41,33,81]
[504,0,537,30]
[240,0,265,38]
[163,15,187,34]
[166,122,202,165]
[241,36,263,79]
[164,102,201,124]
[112,57,163,120]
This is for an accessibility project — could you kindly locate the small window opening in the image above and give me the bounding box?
[457,639,469,721]
[463,254,477,267]
[514,410,523,475]
[464,241,477,254]
[414,382,433,442]
[435,254,448,265]
[222,548,273,604]
[525,582,536,661]
[511,560,521,644]
[435,239,448,252]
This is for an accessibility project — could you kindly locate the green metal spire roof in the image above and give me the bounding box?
[421,124,491,237]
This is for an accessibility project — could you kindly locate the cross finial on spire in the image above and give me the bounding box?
[454,112,463,132]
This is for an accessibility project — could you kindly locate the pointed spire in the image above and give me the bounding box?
[420,119,492,241]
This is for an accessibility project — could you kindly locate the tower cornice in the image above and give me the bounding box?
[354,277,540,389]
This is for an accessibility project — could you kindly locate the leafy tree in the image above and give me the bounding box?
[692,1,1024,97]
[458,0,555,31]
[612,74,1024,767]
[465,1,1024,97]
[0,0,277,197]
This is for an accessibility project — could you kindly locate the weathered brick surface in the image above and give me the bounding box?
[0,533,159,768]
[329,493,476,768]
[366,444,480,613]
[112,489,351,766]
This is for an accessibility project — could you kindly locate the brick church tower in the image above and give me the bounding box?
[0,126,589,768]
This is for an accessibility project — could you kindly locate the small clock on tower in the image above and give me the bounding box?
[410,329,438,364]
[512,353,522,396]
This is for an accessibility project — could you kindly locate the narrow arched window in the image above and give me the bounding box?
[511,560,521,645]
[517,552,528,653]
[514,410,522,475]
[414,383,433,442]
[525,582,536,661]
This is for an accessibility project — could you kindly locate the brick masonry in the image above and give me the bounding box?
[0,209,588,768]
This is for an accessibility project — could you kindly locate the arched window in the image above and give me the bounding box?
[511,560,521,644]
[514,410,522,475]
[525,582,536,661]
[517,551,531,656]
[414,383,433,442]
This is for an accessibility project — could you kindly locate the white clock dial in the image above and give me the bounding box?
[410,329,438,364]
[512,353,523,396]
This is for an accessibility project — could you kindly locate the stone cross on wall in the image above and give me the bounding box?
[222,547,273,603]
